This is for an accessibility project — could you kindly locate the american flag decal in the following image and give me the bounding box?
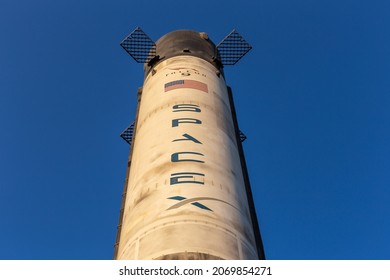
[164,80,208,93]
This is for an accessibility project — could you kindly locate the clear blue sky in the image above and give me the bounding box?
[1,0,389,260]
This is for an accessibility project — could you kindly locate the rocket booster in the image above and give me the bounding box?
[115,29,265,260]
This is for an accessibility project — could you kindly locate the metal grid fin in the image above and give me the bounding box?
[217,29,252,65]
[120,122,135,145]
[120,27,156,63]
[239,130,247,142]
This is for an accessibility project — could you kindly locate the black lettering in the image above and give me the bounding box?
[173,104,201,113]
[171,152,204,163]
[170,172,205,185]
[173,133,202,144]
[172,118,201,127]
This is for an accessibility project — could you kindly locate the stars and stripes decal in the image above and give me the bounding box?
[164,80,208,93]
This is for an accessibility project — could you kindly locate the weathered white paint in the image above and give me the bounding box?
[116,56,257,260]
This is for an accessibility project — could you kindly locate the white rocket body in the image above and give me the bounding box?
[115,30,262,260]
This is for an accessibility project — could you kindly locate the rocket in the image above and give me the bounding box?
[114,28,265,260]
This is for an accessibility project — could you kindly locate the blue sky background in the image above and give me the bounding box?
[1,0,389,260]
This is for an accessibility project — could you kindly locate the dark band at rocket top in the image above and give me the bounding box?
[144,30,223,75]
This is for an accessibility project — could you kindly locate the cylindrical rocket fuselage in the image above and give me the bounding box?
[116,31,259,260]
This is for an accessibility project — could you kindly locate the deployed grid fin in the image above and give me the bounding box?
[217,29,252,65]
[120,122,135,145]
[120,27,156,63]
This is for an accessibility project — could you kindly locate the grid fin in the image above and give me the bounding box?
[217,30,252,65]
[239,130,247,142]
[120,27,156,63]
[120,122,135,145]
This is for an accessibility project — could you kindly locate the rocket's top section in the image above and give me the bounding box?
[120,27,253,75]
[144,30,222,74]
